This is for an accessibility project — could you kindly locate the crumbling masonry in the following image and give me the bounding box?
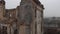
[0,0,44,34]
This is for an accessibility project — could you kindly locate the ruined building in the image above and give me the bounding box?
[0,0,44,34]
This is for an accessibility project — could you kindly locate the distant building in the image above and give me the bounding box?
[0,0,44,34]
[44,17,60,34]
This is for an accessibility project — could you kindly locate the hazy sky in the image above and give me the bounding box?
[4,0,60,17]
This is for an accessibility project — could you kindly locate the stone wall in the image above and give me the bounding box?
[0,0,44,34]
[0,0,5,20]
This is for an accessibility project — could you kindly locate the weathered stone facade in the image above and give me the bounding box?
[0,0,44,34]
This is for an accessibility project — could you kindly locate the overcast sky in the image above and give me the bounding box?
[4,0,60,17]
